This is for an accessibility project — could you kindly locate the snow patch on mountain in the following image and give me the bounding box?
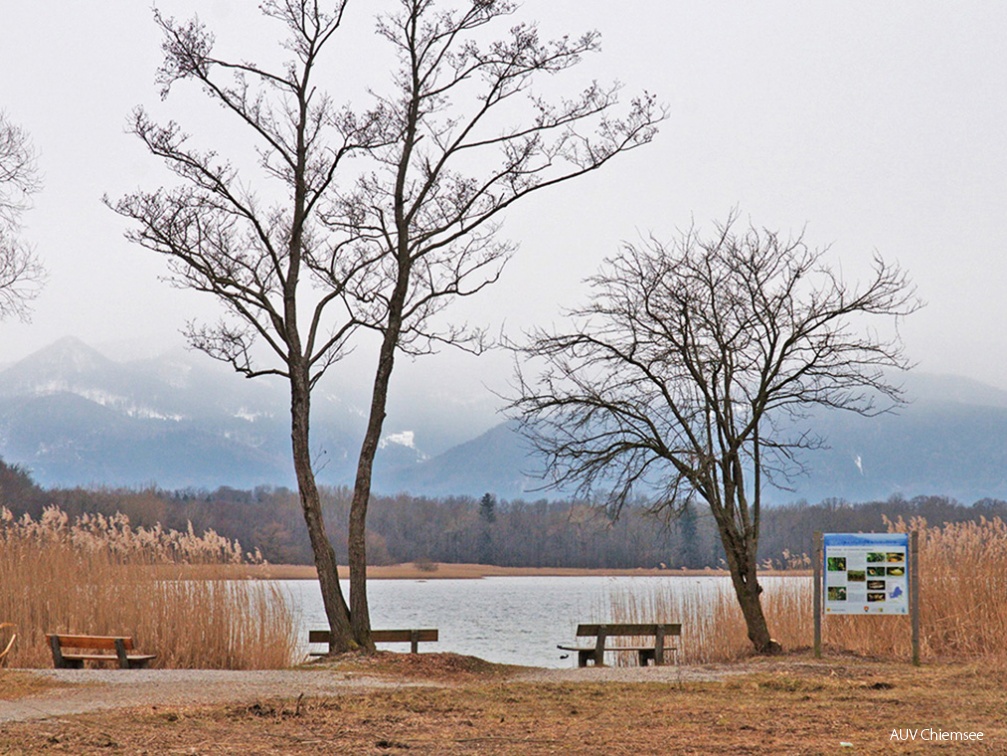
[381,430,416,449]
[234,408,270,422]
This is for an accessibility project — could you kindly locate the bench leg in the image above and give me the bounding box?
[49,636,81,669]
[593,630,607,667]
[638,649,656,667]
[115,638,131,669]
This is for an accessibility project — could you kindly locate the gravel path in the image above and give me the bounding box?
[512,663,746,684]
[0,663,744,723]
[0,669,432,723]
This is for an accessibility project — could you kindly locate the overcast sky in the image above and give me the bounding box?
[1,0,1005,419]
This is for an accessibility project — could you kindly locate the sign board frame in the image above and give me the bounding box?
[813,531,920,665]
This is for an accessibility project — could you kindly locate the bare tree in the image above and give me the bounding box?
[512,213,920,653]
[111,0,661,654]
[0,111,44,321]
[325,0,664,647]
[108,1,384,652]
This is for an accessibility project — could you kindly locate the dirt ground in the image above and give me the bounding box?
[1,652,1003,754]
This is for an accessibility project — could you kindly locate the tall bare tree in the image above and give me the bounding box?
[108,1,384,651]
[111,0,661,653]
[0,111,44,321]
[326,0,663,647]
[512,213,920,653]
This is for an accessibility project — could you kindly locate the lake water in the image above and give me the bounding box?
[278,575,804,668]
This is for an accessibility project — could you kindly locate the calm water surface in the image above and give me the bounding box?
[278,575,803,668]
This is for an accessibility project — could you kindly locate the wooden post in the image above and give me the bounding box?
[48,634,66,669]
[910,530,920,666]
[813,532,823,659]
[655,625,666,666]
[114,638,130,669]
[593,626,607,667]
[409,629,420,654]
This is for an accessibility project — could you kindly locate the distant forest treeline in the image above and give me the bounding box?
[2,460,1005,568]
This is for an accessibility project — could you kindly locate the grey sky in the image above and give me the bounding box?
[1,0,1005,414]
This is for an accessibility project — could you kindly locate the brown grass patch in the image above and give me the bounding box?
[307,650,524,683]
[0,670,55,700]
[0,654,1004,753]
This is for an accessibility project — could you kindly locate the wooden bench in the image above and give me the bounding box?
[309,628,438,655]
[558,623,681,667]
[48,634,157,669]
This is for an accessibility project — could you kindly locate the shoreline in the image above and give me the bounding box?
[185,562,812,580]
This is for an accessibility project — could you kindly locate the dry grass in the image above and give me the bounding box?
[0,506,297,669]
[308,649,524,684]
[606,577,810,664]
[1,654,1005,753]
[0,670,53,700]
[608,518,1007,665]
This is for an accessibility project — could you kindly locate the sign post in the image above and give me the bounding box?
[910,530,920,665]
[814,531,920,664]
[813,532,823,658]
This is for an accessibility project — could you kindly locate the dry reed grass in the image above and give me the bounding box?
[608,517,1007,665]
[0,506,298,669]
[826,516,1007,663]
[603,577,811,664]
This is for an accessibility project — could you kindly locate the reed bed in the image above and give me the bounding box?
[0,506,298,669]
[603,577,811,664]
[607,517,1007,665]
[827,516,1007,662]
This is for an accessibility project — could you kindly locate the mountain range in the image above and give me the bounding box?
[0,336,1005,504]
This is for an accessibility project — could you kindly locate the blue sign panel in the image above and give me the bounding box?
[823,533,909,615]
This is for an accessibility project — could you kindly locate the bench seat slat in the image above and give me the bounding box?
[61,653,156,661]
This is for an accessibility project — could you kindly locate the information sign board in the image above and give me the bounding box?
[822,533,909,615]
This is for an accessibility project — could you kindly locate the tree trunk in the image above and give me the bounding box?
[730,565,780,654]
[347,326,399,651]
[290,370,355,653]
[717,518,782,654]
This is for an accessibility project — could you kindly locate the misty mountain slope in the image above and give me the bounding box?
[0,390,292,489]
[0,337,1005,502]
[0,338,462,490]
[390,372,1007,504]
[380,420,548,499]
[787,397,1007,505]
[0,338,332,489]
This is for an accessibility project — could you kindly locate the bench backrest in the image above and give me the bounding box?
[49,634,136,651]
[574,623,681,638]
[309,629,438,644]
[372,629,438,643]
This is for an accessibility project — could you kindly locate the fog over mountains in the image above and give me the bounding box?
[0,337,1005,504]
